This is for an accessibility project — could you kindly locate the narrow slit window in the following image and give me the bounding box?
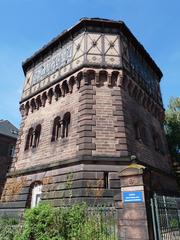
[51,117,61,141]
[134,122,141,140]
[62,112,71,138]
[25,127,33,150]
[104,172,109,189]
[33,124,41,148]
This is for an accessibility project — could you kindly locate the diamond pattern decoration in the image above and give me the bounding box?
[72,34,85,60]
[24,71,33,91]
[104,35,119,56]
[87,33,103,54]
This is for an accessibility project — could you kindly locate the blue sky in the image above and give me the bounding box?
[0,0,179,127]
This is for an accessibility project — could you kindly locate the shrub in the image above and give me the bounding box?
[14,203,57,240]
[0,216,19,240]
[3,202,117,240]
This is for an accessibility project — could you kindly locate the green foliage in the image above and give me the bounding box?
[170,217,179,229]
[12,203,117,240]
[81,214,116,240]
[165,97,180,162]
[0,203,117,240]
[14,203,56,240]
[0,216,19,240]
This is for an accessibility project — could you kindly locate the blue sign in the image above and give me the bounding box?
[123,191,143,203]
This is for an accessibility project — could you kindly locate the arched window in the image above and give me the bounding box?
[134,122,141,140]
[31,183,42,208]
[25,127,33,150]
[153,133,162,152]
[51,116,61,141]
[62,112,71,138]
[33,124,41,148]
[153,135,159,151]
[26,182,42,208]
[134,121,147,144]
[151,126,164,154]
[25,124,41,151]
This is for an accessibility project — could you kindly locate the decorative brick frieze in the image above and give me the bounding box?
[20,67,165,124]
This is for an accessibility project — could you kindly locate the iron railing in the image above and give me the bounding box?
[151,194,180,240]
[87,204,118,240]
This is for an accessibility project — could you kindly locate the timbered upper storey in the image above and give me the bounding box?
[21,18,163,106]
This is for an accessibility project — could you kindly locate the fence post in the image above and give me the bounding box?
[115,166,150,240]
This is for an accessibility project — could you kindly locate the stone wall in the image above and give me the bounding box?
[0,164,122,217]
[15,82,80,171]
[122,88,171,173]
[0,135,16,198]
[0,67,176,218]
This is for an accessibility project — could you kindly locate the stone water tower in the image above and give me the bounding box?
[0,18,178,217]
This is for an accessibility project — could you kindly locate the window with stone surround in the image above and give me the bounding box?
[25,124,41,150]
[25,127,33,150]
[151,127,164,154]
[134,121,147,144]
[62,112,71,138]
[153,133,163,153]
[26,182,42,208]
[33,124,41,148]
[51,112,71,141]
[51,116,61,141]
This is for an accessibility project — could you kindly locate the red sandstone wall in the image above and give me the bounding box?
[15,85,80,170]
[122,89,171,173]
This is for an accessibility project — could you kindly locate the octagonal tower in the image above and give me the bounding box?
[0,18,178,216]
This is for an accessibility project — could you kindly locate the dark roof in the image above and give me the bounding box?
[22,17,163,79]
[0,120,18,139]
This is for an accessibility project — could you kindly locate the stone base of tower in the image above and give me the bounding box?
[0,160,126,217]
[0,160,179,240]
[0,160,179,212]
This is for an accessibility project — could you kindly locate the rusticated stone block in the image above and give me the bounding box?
[77,125,92,132]
[79,131,96,138]
[79,143,96,150]
[79,119,96,127]
[78,103,93,111]
[79,109,96,116]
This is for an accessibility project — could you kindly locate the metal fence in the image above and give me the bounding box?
[151,194,180,240]
[87,204,118,240]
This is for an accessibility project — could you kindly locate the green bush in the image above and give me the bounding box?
[0,216,19,240]
[0,203,117,240]
[14,203,57,240]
